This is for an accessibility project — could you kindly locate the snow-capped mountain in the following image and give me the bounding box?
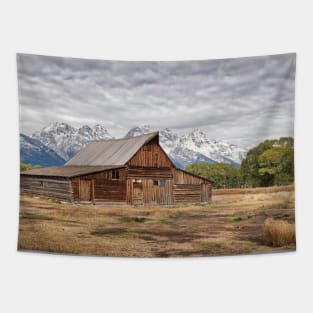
[20,133,66,167]
[32,122,113,160]
[174,128,246,166]
[125,125,247,168]
[27,122,247,168]
[125,125,151,138]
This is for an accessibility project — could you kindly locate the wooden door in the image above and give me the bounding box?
[200,183,208,203]
[80,179,92,201]
[132,182,143,205]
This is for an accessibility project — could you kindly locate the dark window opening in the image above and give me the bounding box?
[159,180,165,187]
[112,169,120,180]
[153,180,158,187]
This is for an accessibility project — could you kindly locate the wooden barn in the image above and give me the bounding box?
[20,132,212,205]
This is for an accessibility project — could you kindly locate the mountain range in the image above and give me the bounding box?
[20,122,247,168]
[31,122,113,160]
[20,133,66,167]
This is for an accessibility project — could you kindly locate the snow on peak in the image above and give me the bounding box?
[93,124,113,140]
[31,122,247,167]
[42,122,75,134]
[20,133,65,167]
[125,125,151,138]
[78,125,93,137]
[124,125,247,167]
[32,122,113,160]
[160,128,177,139]
[176,128,246,165]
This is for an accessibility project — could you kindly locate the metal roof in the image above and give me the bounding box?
[21,165,124,178]
[66,132,159,166]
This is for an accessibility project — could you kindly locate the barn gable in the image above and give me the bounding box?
[127,134,174,168]
[65,132,159,166]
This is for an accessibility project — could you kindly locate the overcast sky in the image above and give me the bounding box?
[17,53,295,148]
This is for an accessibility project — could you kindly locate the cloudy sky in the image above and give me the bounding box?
[17,53,295,148]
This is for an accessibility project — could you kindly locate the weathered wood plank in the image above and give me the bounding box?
[20,177,70,184]
[127,139,173,168]
[173,183,201,203]
[20,175,72,202]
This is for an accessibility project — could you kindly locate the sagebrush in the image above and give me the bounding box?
[263,217,296,247]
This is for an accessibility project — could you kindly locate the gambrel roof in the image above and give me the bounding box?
[65,132,159,166]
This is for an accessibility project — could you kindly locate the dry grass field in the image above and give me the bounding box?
[18,186,295,257]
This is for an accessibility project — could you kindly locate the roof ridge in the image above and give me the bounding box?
[90,131,159,143]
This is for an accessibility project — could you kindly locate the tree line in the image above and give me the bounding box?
[20,163,42,171]
[185,137,294,188]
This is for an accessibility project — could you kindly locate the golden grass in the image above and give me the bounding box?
[213,185,294,195]
[263,217,296,247]
[18,189,296,257]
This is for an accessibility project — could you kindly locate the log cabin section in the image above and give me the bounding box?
[71,167,127,204]
[172,168,212,204]
[20,132,213,205]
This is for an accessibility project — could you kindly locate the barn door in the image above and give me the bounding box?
[80,179,92,201]
[132,182,143,205]
[200,183,208,203]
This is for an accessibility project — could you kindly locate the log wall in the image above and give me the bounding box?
[20,175,72,202]
[172,168,212,203]
[173,168,206,184]
[173,184,201,203]
[71,168,127,203]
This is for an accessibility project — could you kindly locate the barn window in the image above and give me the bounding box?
[153,180,165,187]
[112,169,120,180]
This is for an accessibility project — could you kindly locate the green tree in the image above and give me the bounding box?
[241,137,294,187]
[20,163,32,171]
[258,146,294,186]
[185,162,243,189]
[20,163,43,172]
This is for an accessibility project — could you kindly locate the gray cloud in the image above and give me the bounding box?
[17,53,295,148]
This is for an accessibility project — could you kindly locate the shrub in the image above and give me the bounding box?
[263,218,296,247]
[20,163,32,171]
